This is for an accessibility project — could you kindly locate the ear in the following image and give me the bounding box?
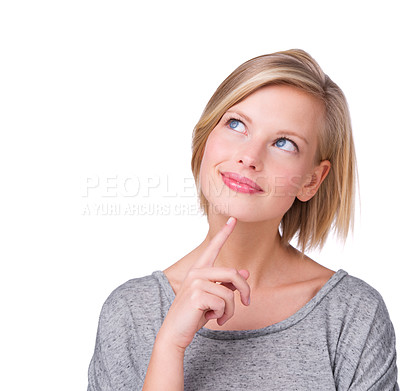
[296,160,331,202]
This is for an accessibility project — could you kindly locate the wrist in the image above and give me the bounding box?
[155,328,187,357]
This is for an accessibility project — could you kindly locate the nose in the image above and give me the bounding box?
[235,140,264,171]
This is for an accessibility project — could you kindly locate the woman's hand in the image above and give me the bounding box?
[157,216,251,351]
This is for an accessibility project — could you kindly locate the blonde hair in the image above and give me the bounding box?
[191,49,357,252]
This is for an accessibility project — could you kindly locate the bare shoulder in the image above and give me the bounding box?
[163,251,197,294]
[163,241,209,294]
[278,246,335,290]
[295,253,336,291]
[163,262,183,295]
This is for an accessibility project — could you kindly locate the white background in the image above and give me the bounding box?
[1,1,399,389]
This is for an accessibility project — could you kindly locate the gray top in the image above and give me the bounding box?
[88,269,399,390]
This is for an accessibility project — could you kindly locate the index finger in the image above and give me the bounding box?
[194,216,237,269]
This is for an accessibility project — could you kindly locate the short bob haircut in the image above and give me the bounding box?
[191,49,357,252]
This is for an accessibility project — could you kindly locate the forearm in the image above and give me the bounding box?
[143,331,185,391]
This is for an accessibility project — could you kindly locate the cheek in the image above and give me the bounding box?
[199,132,229,179]
[205,130,229,158]
[199,135,221,195]
[258,161,310,198]
[269,175,302,198]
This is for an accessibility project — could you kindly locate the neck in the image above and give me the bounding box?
[202,213,299,289]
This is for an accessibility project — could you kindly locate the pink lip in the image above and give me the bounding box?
[220,171,264,194]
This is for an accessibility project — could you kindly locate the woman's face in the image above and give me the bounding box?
[199,84,330,223]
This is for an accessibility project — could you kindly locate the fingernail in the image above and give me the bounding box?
[226,217,235,225]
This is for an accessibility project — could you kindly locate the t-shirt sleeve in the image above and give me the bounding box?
[87,289,144,391]
[334,285,399,390]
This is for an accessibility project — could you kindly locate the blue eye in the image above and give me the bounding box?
[228,119,246,134]
[275,138,298,152]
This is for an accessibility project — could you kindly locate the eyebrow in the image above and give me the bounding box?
[225,109,253,125]
[278,130,309,145]
[225,109,309,146]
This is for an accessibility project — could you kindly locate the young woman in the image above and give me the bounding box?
[87,49,399,390]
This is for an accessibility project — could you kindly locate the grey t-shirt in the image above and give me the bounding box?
[87,269,399,390]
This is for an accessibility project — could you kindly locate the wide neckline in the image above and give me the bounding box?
[153,268,348,340]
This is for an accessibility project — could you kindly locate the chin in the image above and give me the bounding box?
[207,201,278,223]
